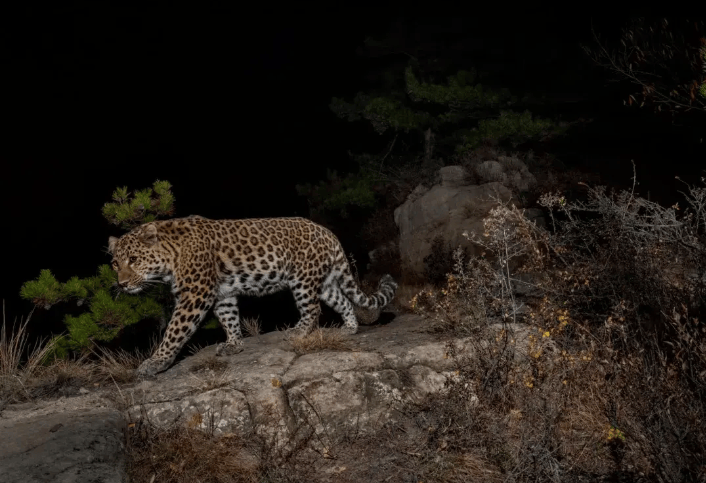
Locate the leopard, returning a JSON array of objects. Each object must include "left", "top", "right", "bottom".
[{"left": 108, "top": 215, "right": 398, "bottom": 377}]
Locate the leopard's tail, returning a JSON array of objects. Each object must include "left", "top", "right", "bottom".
[{"left": 338, "top": 267, "right": 398, "bottom": 310}]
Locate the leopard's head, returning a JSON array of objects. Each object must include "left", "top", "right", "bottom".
[{"left": 108, "top": 223, "right": 171, "bottom": 294}]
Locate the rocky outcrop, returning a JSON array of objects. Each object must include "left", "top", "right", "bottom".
[
  {"left": 1, "top": 311, "right": 553, "bottom": 480},
  {"left": 394, "top": 163, "right": 542, "bottom": 279},
  {"left": 0, "top": 313, "right": 479, "bottom": 479},
  {"left": 394, "top": 175, "right": 513, "bottom": 278},
  {"left": 125, "top": 313, "right": 462, "bottom": 443},
  {"left": 474, "top": 155, "right": 536, "bottom": 192}
]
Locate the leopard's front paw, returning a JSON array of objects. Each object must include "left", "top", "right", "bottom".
[
  {"left": 135, "top": 357, "right": 169, "bottom": 378},
  {"left": 216, "top": 341, "right": 244, "bottom": 356}
]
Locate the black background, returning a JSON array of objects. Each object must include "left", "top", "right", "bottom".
[{"left": 2, "top": 6, "right": 704, "bottom": 337}]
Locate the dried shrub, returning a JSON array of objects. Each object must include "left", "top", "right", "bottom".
[
  {"left": 412, "top": 256, "right": 502, "bottom": 336},
  {"left": 410, "top": 167, "right": 706, "bottom": 480},
  {"left": 92, "top": 346, "right": 142, "bottom": 384},
  {"left": 0, "top": 307, "right": 57, "bottom": 403},
  {"left": 127, "top": 416, "right": 260, "bottom": 483}
]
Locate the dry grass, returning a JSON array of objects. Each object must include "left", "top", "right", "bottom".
[
  {"left": 405, "top": 316, "right": 704, "bottom": 481},
  {"left": 241, "top": 316, "right": 261, "bottom": 338},
  {"left": 188, "top": 369, "right": 232, "bottom": 394},
  {"left": 127, "top": 416, "right": 260, "bottom": 483},
  {"left": 185, "top": 352, "right": 232, "bottom": 393},
  {"left": 0, "top": 304, "right": 68, "bottom": 403},
  {"left": 92, "top": 346, "right": 142, "bottom": 384},
  {"left": 29, "top": 353, "right": 99, "bottom": 396},
  {"left": 443, "top": 451, "right": 504, "bottom": 482},
  {"left": 286, "top": 328, "right": 353, "bottom": 355},
  {"left": 0, "top": 302, "right": 151, "bottom": 406},
  {"left": 405, "top": 171, "right": 706, "bottom": 481}
]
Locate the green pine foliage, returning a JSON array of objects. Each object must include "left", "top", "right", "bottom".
[
  {"left": 317, "top": 59, "right": 564, "bottom": 218},
  {"left": 456, "top": 110, "right": 569, "bottom": 154},
  {"left": 404, "top": 67, "right": 514, "bottom": 110},
  {"left": 19, "top": 269, "right": 66, "bottom": 308},
  {"left": 296, "top": 169, "right": 379, "bottom": 218},
  {"left": 20, "top": 266, "right": 165, "bottom": 359},
  {"left": 102, "top": 179, "right": 175, "bottom": 230}
]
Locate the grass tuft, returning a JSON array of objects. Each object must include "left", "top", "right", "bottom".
[{"left": 287, "top": 328, "right": 353, "bottom": 355}]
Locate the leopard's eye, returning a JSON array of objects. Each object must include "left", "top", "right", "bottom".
[{"left": 129, "top": 256, "right": 138, "bottom": 263}]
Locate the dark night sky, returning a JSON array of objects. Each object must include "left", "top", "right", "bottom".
[{"left": 2, "top": 6, "right": 704, "bottom": 326}]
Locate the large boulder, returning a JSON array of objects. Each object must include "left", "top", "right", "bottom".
[
  {"left": 475, "top": 155, "right": 537, "bottom": 192},
  {"left": 439, "top": 165, "right": 469, "bottom": 188},
  {"left": 125, "top": 314, "right": 463, "bottom": 443},
  {"left": 393, "top": 160, "right": 544, "bottom": 280},
  {"left": 394, "top": 167, "right": 513, "bottom": 278}
]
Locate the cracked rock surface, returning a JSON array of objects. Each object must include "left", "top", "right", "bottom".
[
  {"left": 125, "top": 313, "right": 467, "bottom": 439},
  {"left": 1, "top": 312, "right": 474, "bottom": 481}
]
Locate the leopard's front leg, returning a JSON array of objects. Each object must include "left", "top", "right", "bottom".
[{"left": 136, "top": 287, "right": 215, "bottom": 378}]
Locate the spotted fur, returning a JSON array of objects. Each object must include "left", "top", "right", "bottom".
[{"left": 108, "top": 216, "right": 397, "bottom": 377}]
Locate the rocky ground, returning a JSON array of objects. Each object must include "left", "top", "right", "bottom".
[{"left": 0, "top": 312, "right": 481, "bottom": 482}]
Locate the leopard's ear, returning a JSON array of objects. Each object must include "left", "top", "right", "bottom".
[
  {"left": 139, "top": 223, "right": 159, "bottom": 247},
  {"left": 108, "top": 236, "right": 119, "bottom": 254}
]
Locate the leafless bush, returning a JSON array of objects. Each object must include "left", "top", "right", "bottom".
[
  {"left": 581, "top": 17, "right": 706, "bottom": 117},
  {"left": 126, "top": 413, "right": 260, "bottom": 483},
  {"left": 537, "top": 169, "right": 706, "bottom": 336},
  {"left": 413, "top": 254, "right": 503, "bottom": 336},
  {"left": 414, "top": 198, "right": 550, "bottom": 334},
  {"left": 410, "top": 168, "right": 706, "bottom": 480}
]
